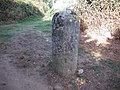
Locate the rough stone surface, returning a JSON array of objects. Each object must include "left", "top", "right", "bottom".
[{"left": 52, "top": 10, "right": 80, "bottom": 76}]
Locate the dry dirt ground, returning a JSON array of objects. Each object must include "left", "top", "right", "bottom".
[
  {"left": 0, "top": 31, "right": 120, "bottom": 90},
  {"left": 0, "top": 32, "right": 51, "bottom": 90}
]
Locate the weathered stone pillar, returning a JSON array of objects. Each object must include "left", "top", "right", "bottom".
[{"left": 52, "top": 10, "right": 80, "bottom": 76}]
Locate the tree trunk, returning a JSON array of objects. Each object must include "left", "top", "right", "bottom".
[{"left": 52, "top": 10, "right": 80, "bottom": 76}]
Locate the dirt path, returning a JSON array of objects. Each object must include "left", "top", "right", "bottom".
[
  {"left": 0, "top": 55, "right": 49, "bottom": 90},
  {"left": 0, "top": 31, "right": 120, "bottom": 90},
  {"left": 0, "top": 32, "right": 51, "bottom": 90}
]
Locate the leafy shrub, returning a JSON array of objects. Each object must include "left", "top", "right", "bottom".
[{"left": 0, "top": 0, "right": 44, "bottom": 22}]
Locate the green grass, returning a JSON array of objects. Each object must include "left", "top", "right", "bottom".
[
  {"left": 19, "top": 16, "right": 52, "bottom": 32},
  {"left": 34, "top": 20, "right": 51, "bottom": 32},
  {"left": 110, "top": 76, "right": 120, "bottom": 90},
  {"left": 0, "top": 16, "right": 51, "bottom": 40},
  {"left": 0, "top": 33, "right": 13, "bottom": 40},
  {"left": 88, "top": 59, "right": 120, "bottom": 74},
  {"left": 101, "top": 59, "right": 120, "bottom": 72},
  {"left": 0, "top": 25, "right": 19, "bottom": 40},
  {"left": 19, "top": 16, "right": 43, "bottom": 25},
  {"left": 88, "top": 64, "right": 104, "bottom": 74}
]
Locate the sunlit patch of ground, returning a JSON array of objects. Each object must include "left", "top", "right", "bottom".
[
  {"left": 84, "top": 29, "right": 112, "bottom": 45},
  {"left": 78, "top": 10, "right": 120, "bottom": 60},
  {"left": 80, "top": 30, "right": 120, "bottom": 60}
]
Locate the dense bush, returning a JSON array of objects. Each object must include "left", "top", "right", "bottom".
[{"left": 0, "top": 0, "right": 44, "bottom": 22}]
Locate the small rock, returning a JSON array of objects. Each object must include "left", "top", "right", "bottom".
[
  {"left": 33, "top": 62, "right": 36, "bottom": 64},
  {"left": 53, "top": 83, "right": 64, "bottom": 90},
  {"left": 77, "top": 69, "right": 84, "bottom": 75}
]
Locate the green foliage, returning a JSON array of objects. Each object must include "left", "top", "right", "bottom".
[
  {"left": 0, "top": 0, "right": 44, "bottom": 22},
  {"left": 44, "top": 0, "right": 53, "bottom": 8}
]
